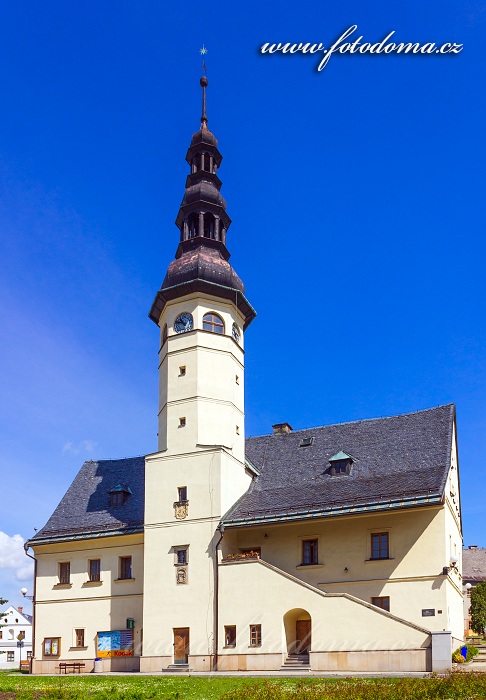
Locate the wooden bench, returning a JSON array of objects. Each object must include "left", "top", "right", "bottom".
[{"left": 58, "top": 662, "right": 86, "bottom": 674}]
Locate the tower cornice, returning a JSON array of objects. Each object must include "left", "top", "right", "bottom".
[{"left": 149, "top": 279, "right": 256, "bottom": 330}]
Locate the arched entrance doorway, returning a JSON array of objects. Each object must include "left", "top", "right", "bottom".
[{"left": 283, "top": 608, "right": 312, "bottom": 655}]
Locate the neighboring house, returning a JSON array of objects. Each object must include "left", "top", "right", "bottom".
[
  {"left": 463, "top": 546, "right": 486, "bottom": 636},
  {"left": 26, "top": 76, "right": 463, "bottom": 675},
  {"left": 0, "top": 605, "right": 32, "bottom": 669}
]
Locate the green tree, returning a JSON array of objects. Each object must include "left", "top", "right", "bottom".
[{"left": 470, "top": 581, "right": 486, "bottom": 635}]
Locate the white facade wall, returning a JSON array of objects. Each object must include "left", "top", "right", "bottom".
[
  {"left": 31, "top": 534, "right": 143, "bottom": 673},
  {"left": 0, "top": 606, "right": 32, "bottom": 669},
  {"left": 223, "top": 503, "right": 463, "bottom": 641}
]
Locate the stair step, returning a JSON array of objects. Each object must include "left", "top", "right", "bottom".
[
  {"left": 163, "top": 664, "right": 189, "bottom": 672},
  {"left": 280, "top": 654, "right": 310, "bottom": 671}
]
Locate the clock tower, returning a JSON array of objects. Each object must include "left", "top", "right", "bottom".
[{"left": 141, "top": 75, "right": 256, "bottom": 671}]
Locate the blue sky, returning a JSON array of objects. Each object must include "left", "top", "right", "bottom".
[{"left": 0, "top": 1, "right": 484, "bottom": 609}]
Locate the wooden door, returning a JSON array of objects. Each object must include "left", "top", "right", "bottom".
[
  {"left": 173, "top": 628, "right": 189, "bottom": 664},
  {"left": 295, "top": 619, "right": 311, "bottom": 653}
]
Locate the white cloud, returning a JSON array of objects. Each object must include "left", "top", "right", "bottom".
[
  {"left": 0, "top": 532, "right": 34, "bottom": 582},
  {"left": 62, "top": 439, "right": 97, "bottom": 455}
]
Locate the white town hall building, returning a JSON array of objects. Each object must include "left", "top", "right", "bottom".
[{"left": 26, "top": 75, "right": 463, "bottom": 674}]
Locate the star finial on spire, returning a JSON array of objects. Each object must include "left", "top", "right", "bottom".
[{"left": 200, "top": 46, "right": 208, "bottom": 75}]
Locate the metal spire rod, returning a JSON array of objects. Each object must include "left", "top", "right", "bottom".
[{"left": 199, "top": 46, "right": 208, "bottom": 128}]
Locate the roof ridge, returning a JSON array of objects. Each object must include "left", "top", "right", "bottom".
[
  {"left": 246, "top": 404, "right": 455, "bottom": 439},
  {"left": 84, "top": 455, "right": 146, "bottom": 464}
]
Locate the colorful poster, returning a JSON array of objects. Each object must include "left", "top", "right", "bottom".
[{"left": 97, "top": 630, "right": 133, "bottom": 657}]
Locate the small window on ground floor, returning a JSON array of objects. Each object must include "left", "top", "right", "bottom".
[
  {"left": 43, "top": 637, "right": 61, "bottom": 656},
  {"left": 75, "top": 628, "right": 85, "bottom": 647},
  {"left": 249, "top": 624, "right": 262, "bottom": 647},
  {"left": 371, "top": 596, "right": 390, "bottom": 611},
  {"left": 225, "top": 625, "right": 236, "bottom": 647},
  {"left": 7, "top": 651, "right": 14, "bottom": 662},
  {"left": 27, "top": 651, "right": 32, "bottom": 660}
]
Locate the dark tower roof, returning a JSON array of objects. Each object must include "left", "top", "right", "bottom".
[{"left": 149, "top": 75, "right": 256, "bottom": 329}]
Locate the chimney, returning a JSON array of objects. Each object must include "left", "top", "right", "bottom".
[
  {"left": 17, "top": 606, "right": 23, "bottom": 613},
  {"left": 272, "top": 422, "right": 293, "bottom": 435}
]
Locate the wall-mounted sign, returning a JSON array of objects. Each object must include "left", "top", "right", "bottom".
[
  {"left": 422, "top": 609, "right": 435, "bottom": 617},
  {"left": 97, "top": 630, "right": 133, "bottom": 657}
]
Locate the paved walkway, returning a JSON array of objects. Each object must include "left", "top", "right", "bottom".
[
  {"left": 16, "top": 667, "right": 486, "bottom": 678},
  {"left": 455, "top": 660, "right": 486, "bottom": 672}
]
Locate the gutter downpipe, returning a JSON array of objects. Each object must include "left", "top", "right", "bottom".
[
  {"left": 213, "top": 523, "right": 224, "bottom": 672},
  {"left": 23, "top": 542, "right": 37, "bottom": 672}
]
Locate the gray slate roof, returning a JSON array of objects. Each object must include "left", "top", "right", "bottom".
[
  {"left": 223, "top": 404, "right": 455, "bottom": 526},
  {"left": 463, "top": 547, "right": 486, "bottom": 582},
  {"left": 31, "top": 457, "right": 145, "bottom": 543},
  {"left": 29, "top": 405, "right": 455, "bottom": 543}
]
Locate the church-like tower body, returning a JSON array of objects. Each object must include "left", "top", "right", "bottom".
[{"left": 141, "top": 76, "right": 256, "bottom": 671}]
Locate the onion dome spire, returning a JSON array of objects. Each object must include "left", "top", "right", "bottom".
[{"left": 149, "top": 74, "right": 256, "bottom": 329}]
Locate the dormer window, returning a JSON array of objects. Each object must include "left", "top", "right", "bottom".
[
  {"left": 329, "top": 451, "right": 353, "bottom": 476},
  {"left": 300, "top": 437, "right": 314, "bottom": 447},
  {"left": 109, "top": 484, "right": 132, "bottom": 507}
]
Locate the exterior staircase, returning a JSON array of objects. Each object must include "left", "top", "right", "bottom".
[
  {"left": 472, "top": 645, "right": 486, "bottom": 663},
  {"left": 280, "top": 653, "right": 310, "bottom": 671},
  {"left": 163, "top": 664, "right": 190, "bottom": 672}
]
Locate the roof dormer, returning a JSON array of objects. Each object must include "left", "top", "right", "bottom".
[
  {"left": 108, "top": 483, "right": 132, "bottom": 507},
  {"left": 329, "top": 450, "right": 353, "bottom": 476}
]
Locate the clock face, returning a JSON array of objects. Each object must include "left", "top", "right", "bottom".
[
  {"left": 232, "top": 323, "right": 240, "bottom": 343},
  {"left": 174, "top": 312, "right": 194, "bottom": 333}
]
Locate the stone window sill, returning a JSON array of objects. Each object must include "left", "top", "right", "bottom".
[
  {"left": 53, "top": 583, "right": 72, "bottom": 589},
  {"left": 82, "top": 580, "right": 103, "bottom": 586},
  {"left": 69, "top": 646, "right": 88, "bottom": 651},
  {"left": 114, "top": 577, "right": 135, "bottom": 582},
  {"left": 296, "top": 564, "right": 324, "bottom": 570},
  {"left": 365, "top": 558, "right": 394, "bottom": 563},
  {"left": 223, "top": 645, "right": 236, "bottom": 649}
]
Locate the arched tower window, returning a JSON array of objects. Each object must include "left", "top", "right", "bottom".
[
  {"left": 203, "top": 313, "right": 224, "bottom": 334},
  {"left": 203, "top": 153, "right": 211, "bottom": 171},
  {"left": 203, "top": 212, "right": 215, "bottom": 239},
  {"left": 188, "top": 212, "right": 199, "bottom": 238}
]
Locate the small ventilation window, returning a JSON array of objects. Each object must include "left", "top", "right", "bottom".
[
  {"left": 179, "top": 366, "right": 186, "bottom": 376},
  {"left": 179, "top": 417, "right": 186, "bottom": 428},
  {"left": 300, "top": 437, "right": 314, "bottom": 447},
  {"left": 329, "top": 451, "right": 353, "bottom": 476}
]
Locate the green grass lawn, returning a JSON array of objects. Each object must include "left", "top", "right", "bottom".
[{"left": 0, "top": 672, "right": 486, "bottom": 700}]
